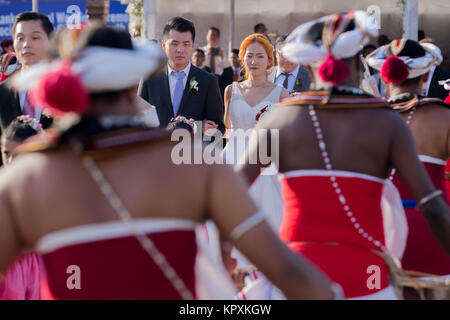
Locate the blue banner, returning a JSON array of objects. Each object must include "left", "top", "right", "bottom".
[{"left": 0, "top": 0, "right": 129, "bottom": 41}]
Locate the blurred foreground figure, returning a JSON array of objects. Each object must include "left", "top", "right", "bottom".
[
  {"left": 238, "top": 11, "right": 450, "bottom": 299},
  {"left": 367, "top": 39, "right": 450, "bottom": 277}
]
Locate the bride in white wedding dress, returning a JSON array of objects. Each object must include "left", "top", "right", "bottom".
[
  {"left": 222, "top": 34, "right": 289, "bottom": 270},
  {"left": 224, "top": 34, "right": 289, "bottom": 232}
]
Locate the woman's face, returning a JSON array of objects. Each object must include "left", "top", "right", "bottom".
[
  {"left": 1, "top": 138, "right": 20, "bottom": 165},
  {"left": 243, "top": 41, "right": 271, "bottom": 77}
]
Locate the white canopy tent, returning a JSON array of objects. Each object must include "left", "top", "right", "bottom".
[
  {"left": 28, "top": 1, "right": 447, "bottom": 56},
  {"left": 137, "top": 0, "right": 422, "bottom": 51}
]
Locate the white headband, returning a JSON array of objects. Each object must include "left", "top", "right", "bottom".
[
  {"left": 12, "top": 40, "right": 164, "bottom": 93},
  {"left": 282, "top": 10, "right": 378, "bottom": 66},
  {"left": 366, "top": 40, "right": 442, "bottom": 79}
]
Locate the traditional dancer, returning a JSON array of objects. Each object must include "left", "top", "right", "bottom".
[
  {"left": 366, "top": 39, "right": 450, "bottom": 277},
  {"left": 0, "top": 115, "right": 44, "bottom": 300},
  {"left": 0, "top": 25, "right": 334, "bottom": 300},
  {"left": 237, "top": 11, "right": 450, "bottom": 299}
]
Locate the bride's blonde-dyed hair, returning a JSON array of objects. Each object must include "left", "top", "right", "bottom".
[{"left": 239, "top": 33, "right": 274, "bottom": 79}]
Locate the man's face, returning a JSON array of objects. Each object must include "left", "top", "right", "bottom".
[
  {"left": 206, "top": 29, "right": 220, "bottom": 47},
  {"left": 276, "top": 48, "right": 297, "bottom": 74},
  {"left": 162, "top": 30, "right": 194, "bottom": 71},
  {"left": 192, "top": 51, "right": 205, "bottom": 67},
  {"left": 229, "top": 52, "right": 240, "bottom": 68},
  {"left": 256, "top": 26, "right": 268, "bottom": 37},
  {"left": 13, "top": 20, "right": 49, "bottom": 68}
]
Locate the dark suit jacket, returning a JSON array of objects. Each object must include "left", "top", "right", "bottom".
[
  {"left": 138, "top": 64, "right": 225, "bottom": 133},
  {"left": 0, "top": 80, "right": 21, "bottom": 131},
  {"left": 0, "top": 80, "right": 53, "bottom": 131},
  {"left": 292, "top": 66, "right": 311, "bottom": 93},
  {"left": 220, "top": 66, "right": 234, "bottom": 97},
  {"left": 269, "top": 65, "right": 311, "bottom": 93},
  {"left": 427, "top": 66, "right": 450, "bottom": 101}
]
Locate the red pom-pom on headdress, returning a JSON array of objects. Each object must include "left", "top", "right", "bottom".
[
  {"left": 318, "top": 53, "right": 350, "bottom": 85},
  {"left": 444, "top": 94, "right": 450, "bottom": 105},
  {"left": 380, "top": 55, "right": 409, "bottom": 85},
  {"left": 29, "top": 61, "right": 89, "bottom": 116}
]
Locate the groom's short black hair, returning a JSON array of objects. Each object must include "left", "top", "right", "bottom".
[
  {"left": 12, "top": 11, "right": 54, "bottom": 37},
  {"left": 163, "top": 17, "right": 195, "bottom": 42}
]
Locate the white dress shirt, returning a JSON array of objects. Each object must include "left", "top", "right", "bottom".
[
  {"left": 167, "top": 62, "right": 191, "bottom": 103},
  {"left": 201, "top": 45, "right": 227, "bottom": 75},
  {"left": 18, "top": 90, "right": 42, "bottom": 120},
  {"left": 274, "top": 64, "right": 300, "bottom": 92},
  {"left": 232, "top": 67, "right": 241, "bottom": 80}
]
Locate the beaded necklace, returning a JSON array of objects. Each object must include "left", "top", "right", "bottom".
[
  {"left": 307, "top": 104, "right": 388, "bottom": 253},
  {"left": 388, "top": 94, "right": 417, "bottom": 181},
  {"left": 70, "top": 137, "right": 194, "bottom": 300}
]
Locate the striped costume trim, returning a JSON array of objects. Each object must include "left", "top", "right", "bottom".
[
  {"left": 322, "top": 11, "right": 354, "bottom": 50},
  {"left": 279, "top": 90, "right": 388, "bottom": 109},
  {"left": 83, "top": 127, "right": 173, "bottom": 159},
  {"left": 390, "top": 97, "right": 418, "bottom": 112},
  {"left": 0, "top": 52, "right": 15, "bottom": 72},
  {"left": 390, "top": 38, "right": 407, "bottom": 56},
  {"left": 16, "top": 125, "right": 172, "bottom": 158},
  {"left": 390, "top": 95, "right": 449, "bottom": 113}
]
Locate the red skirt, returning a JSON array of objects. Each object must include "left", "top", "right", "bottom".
[
  {"left": 280, "top": 170, "right": 391, "bottom": 298},
  {"left": 37, "top": 219, "right": 198, "bottom": 299},
  {"left": 392, "top": 159, "right": 450, "bottom": 275}
]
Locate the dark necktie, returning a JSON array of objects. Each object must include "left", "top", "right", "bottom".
[
  {"left": 233, "top": 69, "right": 239, "bottom": 82},
  {"left": 209, "top": 48, "right": 217, "bottom": 74},
  {"left": 282, "top": 73, "right": 290, "bottom": 90}
]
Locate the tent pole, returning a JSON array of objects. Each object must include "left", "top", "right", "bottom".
[
  {"left": 402, "top": 0, "right": 419, "bottom": 40},
  {"left": 32, "top": 0, "right": 38, "bottom": 12},
  {"left": 229, "top": 0, "right": 235, "bottom": 54}
]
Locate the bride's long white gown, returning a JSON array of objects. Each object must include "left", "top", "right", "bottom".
[{"left": 223, "top": 81, "right": 285, "bottom": 267}]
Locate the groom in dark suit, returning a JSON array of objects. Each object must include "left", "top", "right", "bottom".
[
  {"left": 0, "top": 12, "right": 54, "bottom": 132},
  {"left": 139, "top": 17, "right": 225, "bottom": 135}
]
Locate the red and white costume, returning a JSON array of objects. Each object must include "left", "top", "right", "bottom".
[
  {"left": 236, "top": 88, "right": 407, "bottom": 300},
  {"left": 237, "top": 10, "right": 410, "bottom": 299},
  {"left": 388, "top": 95, "right": 450, "bottom": 276},
  {"left": 384, "top": 92, "right": 450, "bottom": 277},
  {"left": 238, "top": 169, "right": 408, "bottom": 300},
  {"left": 36, "top": 219, "right": 198, "bottom": 299},
  {"left": 280, "top": 170, "right": 406, "bottom": 299},
  {"left": 36, "top": 219, "right": 235, "bottom": 300},
  {"left": 392, "top": 156, "right": 450, "bottom": 276},
  {"left": 367, "top": 39, "right": 450, "bottom": 278}
]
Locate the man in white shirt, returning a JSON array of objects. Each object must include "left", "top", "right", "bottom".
[
  {"left": 269, "top": 35, "right": 311, "bottom": 93},
  {"left": 201, "top": 27, "right": 227, "bottom": 76}
]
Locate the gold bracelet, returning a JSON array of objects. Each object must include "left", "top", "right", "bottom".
[{"left": 417, "top": 190, "right": 443, "bottom": 208}]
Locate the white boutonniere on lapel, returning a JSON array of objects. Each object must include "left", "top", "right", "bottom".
[{"left": 188, "top": 77, "right": 199, "bottom": 93}]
